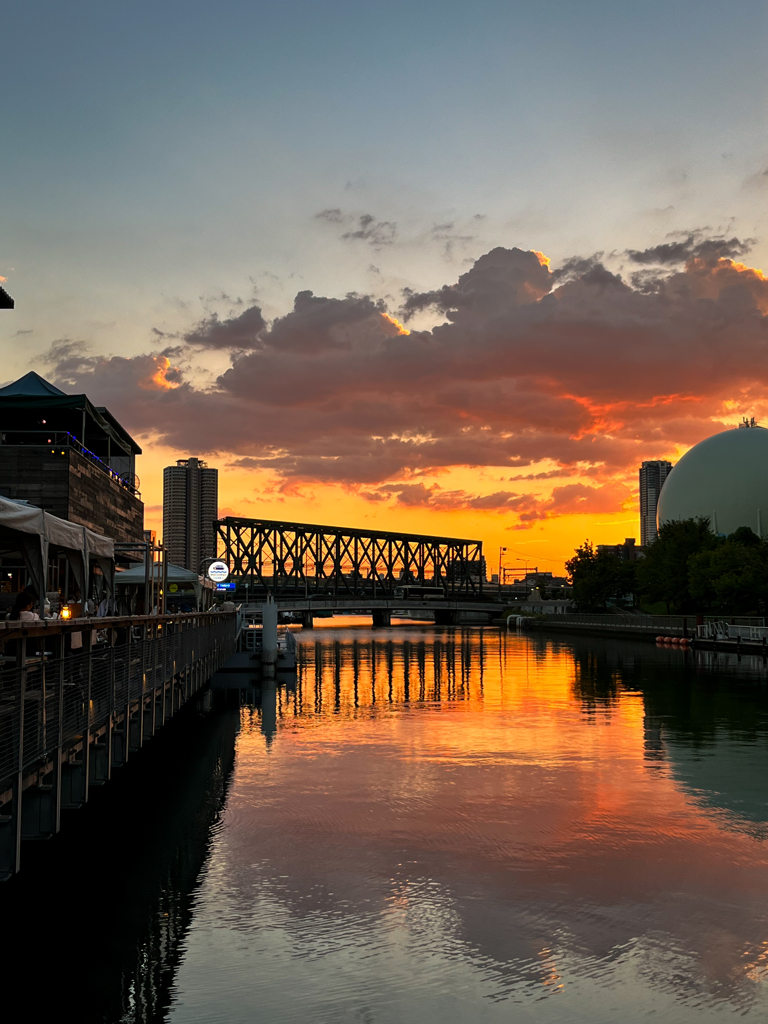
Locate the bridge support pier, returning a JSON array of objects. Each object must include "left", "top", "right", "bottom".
[
  {"left": 262, "top": 597, "right": 278, "bottom": 675},
  {"left": 300, "top": 611, "right": 314, "bottom": 629},
  {"left": 434, "top": 609, "right": 457, "bottom": 626},
  {"left": 372, "top": 610, "right": 391, "bottom": 628}
]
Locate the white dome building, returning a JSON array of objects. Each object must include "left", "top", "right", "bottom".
[{"left": 657, "top": 423, "right": 768, "bottom": 537}]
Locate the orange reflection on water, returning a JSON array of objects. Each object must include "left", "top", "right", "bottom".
[{"left": 196, "top": 629, "right": 768, "bottom": 1017}]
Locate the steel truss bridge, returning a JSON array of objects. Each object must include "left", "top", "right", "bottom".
[{"left": 216, "top": 517, "right": 485, "bottom": 599}]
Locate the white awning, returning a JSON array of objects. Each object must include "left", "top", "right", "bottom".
[{"left": 0, "top": 495, "right": 115, "bottom": 597}]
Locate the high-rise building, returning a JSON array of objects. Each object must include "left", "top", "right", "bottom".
[
  {"left": 163, "top": 458, "right": 218, "bottom": 571},
  {"left": 640, "top": 460, "right": 673, "bottom": 546}
]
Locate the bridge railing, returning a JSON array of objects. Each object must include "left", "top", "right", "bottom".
[{"left": 0, "top": 611, "right": 237, "bottom": 879}]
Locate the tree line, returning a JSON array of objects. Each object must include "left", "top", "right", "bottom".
[{"left": 565, "top": 519, "right": 768, "bottom": 614}]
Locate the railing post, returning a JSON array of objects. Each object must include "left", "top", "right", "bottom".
[
  {"left": 104, "top": 639, "right": 114, "bottom": 781},
  {"left": 124, "top": 618, "right": 134, "bottom": 759},
  {"left": 81, "top": 627, "right": 93, "bottom": 805},
  {"left": 6, "top": 637, "right": 29, "bottom": 876},
  {"left": 138, "top": 620, "right": 146, "bottom": 748},
  {"left": 52, "top": 633, "right": 65, "bottom": 832},
  {"left": 151, "top": 620, "right": 159, "bottom": 736}
]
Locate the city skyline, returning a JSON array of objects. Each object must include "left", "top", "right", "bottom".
[{"left": 2, "top": 1, "right": 767, "bottom": 571}]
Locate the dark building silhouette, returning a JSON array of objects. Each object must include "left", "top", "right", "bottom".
[
  {"left": 0, "top": 371, "right": 143, "bottom": 541},
  {"left": 0, "top": 284, "right": 13, "bottom": 309},
  {"left": 163, "top": 458, "right": 218, "bottom": 571},
  {"left": 597, "top": 538, "right": 643, "bottom": 561},
  {"left": 640, "top": 460, "right": 673, "bottom": 546}
]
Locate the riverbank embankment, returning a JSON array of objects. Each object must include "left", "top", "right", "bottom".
[{"left": 511, "top": 612, "right": 767, "bottom": 646}]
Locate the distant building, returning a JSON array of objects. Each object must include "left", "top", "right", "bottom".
[
  {"left": 640, "top": 461, "right": 673, "bottom": 545},
  {"left": 447, "top": 557, "right": 486, "bottom": 581},
  {"left": 517, "top": 589, "right": 573, "bottom": 615},
  {"left": 0, "top": 371, "right": 143, "bottom": 542},
  {"left": 163, "top": 458, "right": 218, "bottom": 571},
  {"left": 597, "top": 538, "right": 643, "bottom": 562}
]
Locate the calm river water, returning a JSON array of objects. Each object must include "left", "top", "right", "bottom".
[{"left": 4, "top": 624, "right": 768, "bottom": 1022}]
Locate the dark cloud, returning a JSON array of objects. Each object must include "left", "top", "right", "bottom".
[
  {"left": 626, "top": 232, "right": 753, "bottom": 266},
  {"left": 428, "top": 222, "right": 475, "bottom": 258},
  {"left": 184, "top": 304, "right": 266, "bottom": 350},
  {"left": 341, "top": 213, "right": 397, "bottom": 247},
  {"left": 43, "top": 235, "right": 768, "bottom": 526},
  {"left": 550, "top": 254, "right": 604, "bottom": 282},
  {"left": 401, "top": 246, "right": 551, "bottom": 320},
  {"left": 315, "top": 208, "right": 344, "bottom": 223},
  {"left": 315, "top": 208, "right": 398, "bottom": 248}
]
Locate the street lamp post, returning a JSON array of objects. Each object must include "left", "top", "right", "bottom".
[{"left": 498, "top": 547, "right": 507, "bottom": 596}]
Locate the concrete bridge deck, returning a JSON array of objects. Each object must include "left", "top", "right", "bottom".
[{"left": 239, "top": 596, "right": 505, "bottom": 626}]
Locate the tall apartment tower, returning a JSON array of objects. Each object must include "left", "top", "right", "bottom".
[
  {"left": 163, "top": 458, "right": 218, "bottom": 571},
  {"left": 639, "top": 460, "right": 673, "bottom": 546}
]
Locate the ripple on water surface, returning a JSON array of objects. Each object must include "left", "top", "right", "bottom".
[{"left": 168, "top": 628, "right": 768, "bottom": 1023}]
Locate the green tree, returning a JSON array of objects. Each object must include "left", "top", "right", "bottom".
[
  {"left": 689, "top": 528, "right": 768, "bottom": 613},
  {"left": 636, "top": 518, "right": 715, "bottom": 612},
  {"left": 566, "top": 541, "right": 633, "bottom": 611}
]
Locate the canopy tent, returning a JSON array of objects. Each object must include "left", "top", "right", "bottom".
[
  {"left": 0, "top": 495, "right": 114, "bottom": 600},
  {"left": 114, "top": 562, "right": 213, "bottom": 610}
]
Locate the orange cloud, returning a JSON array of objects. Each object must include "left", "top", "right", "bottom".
[
  {"left": 139, "top": 356, "right": 182, "bottom": 391},
  {"left": 380, "top": 312, "right": 410, "bottom": 336},
  {"left": 42, "top": 232, "right": 768, "bottom": 563}
]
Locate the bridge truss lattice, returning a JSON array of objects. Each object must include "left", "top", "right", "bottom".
[{"left": 216, "top": 517, "right": 484, "bottom": 597}]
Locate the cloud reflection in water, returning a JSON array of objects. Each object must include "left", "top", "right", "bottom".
[{"left": 169, "top": 629, "right": 768, "bottom": 1023}]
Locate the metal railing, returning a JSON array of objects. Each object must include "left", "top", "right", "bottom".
[
  {"left": 531, "top": 612, "right": 694, "bottom": 631},
  {"left": 0, "top": 430, "right": 139, "bottom": 495},
  {"left": 524, "top": 612, "right": 766, "bottom": 637},
  {"left": 698, "top": 622, "right": 768, "bottom": 641},
  {"left": 0, "top": 611, "right": 237, "bottom": 878}
]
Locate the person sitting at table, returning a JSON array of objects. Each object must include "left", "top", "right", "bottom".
[{"left": 8, "top": 592, "right": 39, "bottom": 621}]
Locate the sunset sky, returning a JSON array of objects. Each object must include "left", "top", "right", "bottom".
[{"left": 2, "top": 0, "right": 768, "bottom": 571}]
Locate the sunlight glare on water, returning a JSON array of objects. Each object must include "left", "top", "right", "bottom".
[{"left": 168, "top": 627, "right": 768, "bottom": 1023}]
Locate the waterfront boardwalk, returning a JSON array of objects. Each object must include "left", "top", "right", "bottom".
[{"left": 0, "top": 611, "right": 237, "bottom": 879}]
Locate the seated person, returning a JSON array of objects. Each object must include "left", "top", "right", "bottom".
[{"left": 8, "top": 592, "right": 39, "bottom": 621}]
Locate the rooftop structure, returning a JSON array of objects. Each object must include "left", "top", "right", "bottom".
[{"left": 0, "top": 371, "right": 144, "bottom": 542}]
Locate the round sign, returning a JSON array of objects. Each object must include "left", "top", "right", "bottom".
[
  {"left": 207, "top": 560, "right": 230, "bottom": 583},
  {"left": 169, "top": 583, "right": 178, "bottom": 593}
]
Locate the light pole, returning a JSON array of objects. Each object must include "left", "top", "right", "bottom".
[{"left": 498, "top": 546, "right": 507, "bottom": 596}]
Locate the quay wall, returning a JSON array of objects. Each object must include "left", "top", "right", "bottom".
[{"left": 516, "top": 613, "right": 765, "bottom": 641}]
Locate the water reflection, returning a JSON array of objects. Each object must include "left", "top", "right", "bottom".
[
  {"left": 168, "top": 628, "right": 768, "bottom": 1023},
  {"left": 0, "top": 699, "right": 239, "bottom": 1024},
  {"left": 2, "top": 628, "right": 767, "bottom": 1023}
]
